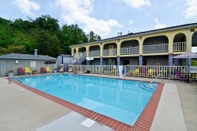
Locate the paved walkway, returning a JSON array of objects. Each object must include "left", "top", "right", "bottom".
[
  {"left": 176, "top": 82, "right": 197, "bottom": 131},
  {"left": 0, "top": 74, "right": 196, "bottom": 131},
  {"left": 0, "top": 78, "right": 71, "bottom": 131}
]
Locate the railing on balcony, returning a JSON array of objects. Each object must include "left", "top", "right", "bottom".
[
  {"left": 103, "top": 48, "right": 117, "bottom": 56},
  {"left": 89, "top": 50, "right": 100, "bottom": 57},
  {"left": 173, "top": 42, "right": 186, "bottom": 52},
  {"left": 73, "top": 42, "right": 186, "bottom": 58},
  {"left": 121, "top": 46, "right": 139, "bottom": 55},
  {"left": 143, "top": 43, "right": 168, "bottom": 53}
]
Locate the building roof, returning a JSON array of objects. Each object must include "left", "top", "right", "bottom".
[
  {"left": 59, "top": 54, "right": 73, "bottom": 58},
  {"left": 70, "top": 22, "right": 197, "bottom": 48},
  {"left": 0, "top": 53, "right": 57, "bottom": 61}
]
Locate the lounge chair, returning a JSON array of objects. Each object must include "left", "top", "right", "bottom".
[
  {"left": 59, "top": 64, "right": 64, "bottom": 72},
  {"left": 126, "top": 70, "right": 133, "bottom": 76},
  {"left": 190, "top": 73, "right": 197, "bottom": 83},
  {"left": 177, "top": 71, "right": 186, "bottom": 82},
  {"left": 25, "top": 67, "right": 31, "bottom": 75},
  {"left": 146, "top": 69, "right": 154, "bottom": 78},
  {"left": 46, "top": 67, "right": 51, "bottom": 73},
  {"left": 40, "top": 67, "right": 46, "bottom": 74},
  {"left": 133, "top": 68, "right": 140, "bottom": 76},
  {"left": 141, "top": 68, "right": 146, "bottom": 77},
  {"left": 77, "top": 66, "right": 84, "bottom": 74},
  {"left": 18, "top": 68, "right": 24, "bottom": 75}
]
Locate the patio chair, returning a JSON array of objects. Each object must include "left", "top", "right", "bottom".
[
  {"left": 133, "top": 68, "right": 140, "bottom": 76},
  {"left": 40, "top": 67, "right": 46, "bottom": 74},
  {"left": 18, "top": 68, "right": 24, "bottom": 75},
  {"left": 126, "top": 70, "right": 133, "bottom": 76},
  {"left": 77, "top": 66, "right": 84, "bottom": 75},
  {"left": 146, "top": 69, "right": 154, "bottom": 78},
  {"left": 25, "top": 67, "right": 31, "bottom": 75},
  {"left": 190, "top": 73, "right": 197, "bottom": 83},
  {"left": 177, "top": 71, "right": 187, "bottom": 82},
  {"left": 46, "top": 67, "right": 51, "bottom": 73},
  {"left": 141, "top": 68, "right": 146, "bottom": 77},
  {"left": 59, "top": 64, "right": 64, "bottom": 73}
]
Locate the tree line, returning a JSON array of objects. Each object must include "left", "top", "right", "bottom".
[{"left": 0, "top": 15, "right": 101, "bottom": 57}]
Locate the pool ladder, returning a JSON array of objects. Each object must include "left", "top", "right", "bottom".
[
  {"left": 150, "top": 74, "right": 162, "bottom": 84},
  {"left": 8, "top": 76, "right": 22, "bottom": 84}
]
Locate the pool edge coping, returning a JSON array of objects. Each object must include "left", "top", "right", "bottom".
[{"left": 9, "top": 76, "right": 164, "bottom": 131}]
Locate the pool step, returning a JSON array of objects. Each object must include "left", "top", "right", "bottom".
[{"left": 139, "top": 83, "right": 157, "bottom": 92}]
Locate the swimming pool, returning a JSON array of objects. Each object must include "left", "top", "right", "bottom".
[{"left": 17, "top": 74, "right": 157, "bottom": 126}]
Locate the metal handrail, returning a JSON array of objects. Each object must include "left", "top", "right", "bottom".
[{"left": 8, "top": 76, "right": 22, "bottom": 84}]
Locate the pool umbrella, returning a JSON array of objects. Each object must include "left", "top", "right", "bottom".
[
  {"left": 173, "top": 52, "right": 197, "bottom": 59},
  {"left": 173, "top": 52, "right": 197, "bottom": 80}
]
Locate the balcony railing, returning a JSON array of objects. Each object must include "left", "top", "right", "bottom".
[
  {"left": 173, "top": 42, "right": 186, "bottom": 52},
  {"left": 103, "top": 48, "right": 117, "bottom": 56},
  {"left": 143, "top": 43, "right": 168, "bottom": 53},
  {"left": 121, "top": 46, "right": 139, "bottom": 55},
  {"left": 74, "top": 42, "right": 186, "bottom": 58},
  {"left": 89, "top": 50, "right": 100, "bottom": 57}
]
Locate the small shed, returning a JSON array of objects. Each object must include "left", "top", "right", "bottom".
[{"left": 0, "top": 50, "right": 57, "bottom": 76}]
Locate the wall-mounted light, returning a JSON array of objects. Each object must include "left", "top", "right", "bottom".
[
  {"left": 16, "top": 60, "right": 18, "bottom": 64},
  {"left": 117, "top": 39, "right": 120, "bottom": 42}
]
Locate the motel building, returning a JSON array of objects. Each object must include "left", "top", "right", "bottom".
[{"left": 70, "top": 22, "right": 197, "bottom": 67}]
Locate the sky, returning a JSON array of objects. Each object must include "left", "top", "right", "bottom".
[{"left": 0, "top": 0, "right": 197, "bottom": 52}]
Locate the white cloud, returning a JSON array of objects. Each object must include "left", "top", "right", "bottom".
[
  {"left": 12, "top": 0, "right": 40, "bottom": 16},
  {"left": 129, "top": 20, "right": 133, "bottom": 24},
  {"left": 123, "top": 0, "right": 151, "bottom": 9},
  {"left": 168, "top": 3, "right": 172, "bottom": 8},
  {"left": 154, "top": 18, "right": 166, "bottom": 29},
  {"left": 185, "top": 0, "right": 197, "bottom": 19},
  {"left": 56, "top": 0, "right": 123, "bottom": 36},
  {"left": 174, "top": 7, "right": 179, "bottom": 10}
]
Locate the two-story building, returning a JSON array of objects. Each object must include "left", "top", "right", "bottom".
[{"left": 70, "top": 22, "right": 197, "bottom": 66}]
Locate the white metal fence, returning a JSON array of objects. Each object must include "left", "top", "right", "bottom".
[{"left": 72, "top": 65, "right": 197, "bottom": 80}]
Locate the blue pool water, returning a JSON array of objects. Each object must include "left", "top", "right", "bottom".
[{"left": 17, "top": 74, "right": 157, "bottom": 126}]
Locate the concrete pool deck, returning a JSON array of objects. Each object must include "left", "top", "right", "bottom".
[{"left": 0, "top": 74, "right": 197, "bottom": 131}]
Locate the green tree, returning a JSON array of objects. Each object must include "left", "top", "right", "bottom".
[
  {"left": 0, "top": 15, "right": 101, "bottom": 57},
  {"left": 60, "top": 24, "right": 88, "bottom": 54},
  {"left": 0, "top": 18, "right": 13, "bottom": 48},
  {"left": 34, "top": 15, "right": 60, "bottom": 33},
  {"left": 191, "top": 59, "right": 197, "bottom": 66},
  {"left": 87, "top": 31, "right": 101, "bottom": 42},
  {"left": 7, "top": 45, "right": 26, "bottom": 53}
]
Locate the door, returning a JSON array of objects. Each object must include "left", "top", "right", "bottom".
[
  {"left": 123, "top": 60, "right": 129, "bottom": 65},
  {"left": 143, "top": 60, "right": 147, "bottom": 65},
  {"left": 109, "top": 45, "right": 114, "bottom": 56}
]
